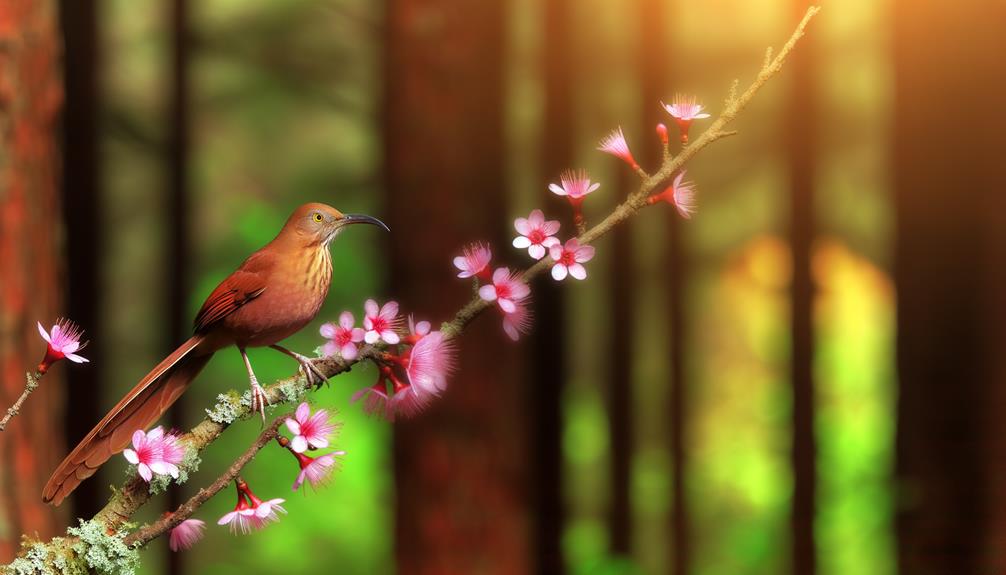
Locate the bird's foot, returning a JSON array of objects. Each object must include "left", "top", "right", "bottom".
[
  {"left": 291, "top": 352, "right": 329, "bottom": 389},
  {"left": 249, "top": 379, "right": 270, "bottom": 423}
]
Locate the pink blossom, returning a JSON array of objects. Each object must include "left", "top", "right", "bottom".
[
  {"left": 513, "top": 209, "right": 561, "bottom": 260},
  {"left": 292, "top": 451, "right": 344, "bottom": 491},
  {"left": 662, "top": 95, "right": 711, "bottom": 143},
  {"left": 597, "top": 127, "right": 639, "bottom": 170},
  {"left": 320, "top": 312, "right": 365, "bottom": 360},
  {"left": 218, "top": 480, "right": 286, "bottom": 534},
  {"left": 479, "top": 267, "right": 531, "bottom": 313},
  {"left": 352, "top": 366, "right": 414, "bottom": 421},
  {"left": 285, "top": 402, "right": 339, "bottom": 453},
  {"left": 548, "top": 169, "right": 600, "bottom": 201},
  {"left": 363, "top": 299, "right": 402, "bottom": 345},
  {"left": 502, "top": 300, "right": 533, "bottom": 341},
  {"left": 662, "top": 94, "right": 711, "bottom": 121},
  {"left": 123, "top": 426, "right": 184, "bottom": 482},
  {"left": 647, "top": 170, "right": 697, "bottom": 219},
  {"left": 549, "top": 239, "right": 596, "bottom": 281},
  {"left": 169, "top": 519, "right": 205, "bottom": 552},
  {"left": 453, "top": 242, "right": 492, "bottom": 280},
  {"left": 406, "top": 330, "right": 457, "bottom": 399},
  {"left": 37, "top": 319, "right": 88, "bottom": 373}
]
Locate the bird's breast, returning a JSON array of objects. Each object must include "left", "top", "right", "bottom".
[{"left": 224, "top": 246, "right": 332, "bottom": 348}]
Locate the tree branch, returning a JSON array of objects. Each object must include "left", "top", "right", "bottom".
[
  {"left": 122, "top": 415, "right": 288, "bottom": 547},
  {"left": 3, "top": 5, "right": 820, "bottom": 568},
  {"left": 0, "top": 371, "right": 41, "bottom": 432}
]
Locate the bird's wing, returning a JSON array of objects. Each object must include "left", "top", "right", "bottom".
[{"left": 192, "top": 251, "right": 272, "bottom": 333}]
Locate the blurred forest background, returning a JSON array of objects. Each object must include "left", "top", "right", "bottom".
[{"left": 1, "top": 0, "right": 1005, "bottom": 574}]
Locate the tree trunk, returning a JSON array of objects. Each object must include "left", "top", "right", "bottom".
[
  {"left": 0, "top": 0, "right": 65, "bottom": 559},
  {"left": 787, "top": 2, "right": 817, "bottom": 574},
  {"left": 893, "top": 1, "right": 1006, "bottom": 573},
  {"left": 383, "top": 0, "right": 527, "bottom": 573}
]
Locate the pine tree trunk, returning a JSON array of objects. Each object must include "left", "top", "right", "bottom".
[{"left": 0, "top": 0, "right": 65, "bottom": 559}]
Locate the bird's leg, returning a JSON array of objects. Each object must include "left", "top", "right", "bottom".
[
  {"left": 239, "top": 347, "right": 269, "bottom": 423},
  {"left": 269, "top": 344, "right": 328, "bottom": 389}
]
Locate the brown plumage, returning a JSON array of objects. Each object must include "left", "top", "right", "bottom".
[{"left": 43, "top": 203, "right": 387, "bottom": 506}]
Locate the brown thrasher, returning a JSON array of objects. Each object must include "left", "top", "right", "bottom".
[{"left": 43, "top": 203, "right": 387, "bottom": 506}]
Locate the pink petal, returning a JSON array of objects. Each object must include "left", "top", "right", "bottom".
[
  {"left": 295, "top": 402, "right": 310, "bottom": 423},
  {"left": 575, "top": 245, "right": 596, "bottom": 262},
  {"left": 138, "top": 464, "right": 152, "bottom": 482},
  {"left": 552, "top": 264, "right": 568, "bottom": 281},
  {"left": 548, "top": 183, "right": 567, "bottom": 196},
  {"left": 131, "top": 429, "right": 146, "bottom": 450},
  {"left": 514, "top": 218, "right": 531, "bottom": 236},
  {"left": 568, "top": 263, "right": 587, "bottom": 280},
  {"left": 285, "top": 418, "right": 302, "bottom": 436},
  {"left": 123, "top": 449, "right": 139, "bottom": 464},
  {"left": 65, "top": 353, "right": 89, "bottom": 363},
  {"left": 509, "top": 282, "right": 531, "bottom": 300},
  {"left": 364, "top": 330, "right": 380, "bottom": 344},
  {"left": 542, "top": 220, "right": 561, "bottom": 235},
  {"left": 380, "top": 301, "right": 399, "bottom": 319},
  {"left": 528, "top": 209, "right": 545, "bottom": 225},
  {"left": 291, "top": 435, "right": 308, "bottom": 453},
  {"left": 381, "top": 331, "right": 401, "bottom": 345},
  {"left": 453, "top": 256, "right": 472, "bottom": 274},
  {"left": 364, "top": 299, "right": 379, "bottom": 317},
  {"left": 351, "top": 328, "right": 366, "bottom": 342},
  {"left": 492, "top": 267, "right": 509, "bottom": 284},
  {"left": 339, "top": 311, "right": 355, "bottom": 329},
  {"left": 478, "top": 285, "right": 498, "bottom": 302},
  {"left": 218, "top": 512, "right": 238, "bottom": 526},
  {"left": 542, "top": 236, "right": 561, "bottom": 248},
  {"left": 321, "top": 341, "right": 339, "bottom": 358},
  {"left": 503, "top": 320, "right": 519, "bottom": 341},
  {"left": 37, "top": 322, "right": 51, "bottom": 343},
  {"left": 319, "top": 323, "right": 338, "bottom": 339},
  {"left": 512, "top": 236, "right": 532, "bottom": 249},
  {"left": 528, "top": 244, "right": 545, "bottom": 260},
  {"left": 499, "top": 298, "right": 517, "bottom": 314},
  {"left": 340, "top": 343, "right": 358, "bottom": 360}
]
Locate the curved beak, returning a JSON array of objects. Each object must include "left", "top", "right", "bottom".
[{"left": 341, "top": 213, "right": 390, "bottom": 232}]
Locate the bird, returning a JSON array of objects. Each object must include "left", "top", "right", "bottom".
[{"left": 43, "top": 202, "right": 388, "bottom": 506}]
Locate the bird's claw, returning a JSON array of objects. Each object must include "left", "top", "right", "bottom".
[
  {"left": 292, "top": 352, "right": 328, "bottom": 389},
  {"left": 250, "top": 381, "right": 270, "bottom": 424}
]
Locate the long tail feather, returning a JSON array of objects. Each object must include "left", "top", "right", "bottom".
[{"left": 43, "top": 335, "right": 212, "bottom": 506}]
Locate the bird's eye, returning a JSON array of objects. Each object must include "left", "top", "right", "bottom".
[{"left": 312, "top": 213, "right": 323, "bottom": 223}]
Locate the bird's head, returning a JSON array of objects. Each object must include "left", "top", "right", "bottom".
[{"left": 284, "top": 202, "right": 389, "bottom": 246}]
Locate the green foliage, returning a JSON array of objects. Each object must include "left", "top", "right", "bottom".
[{"left": 66, "top": 520, "right": 139, "bottom": 575}]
